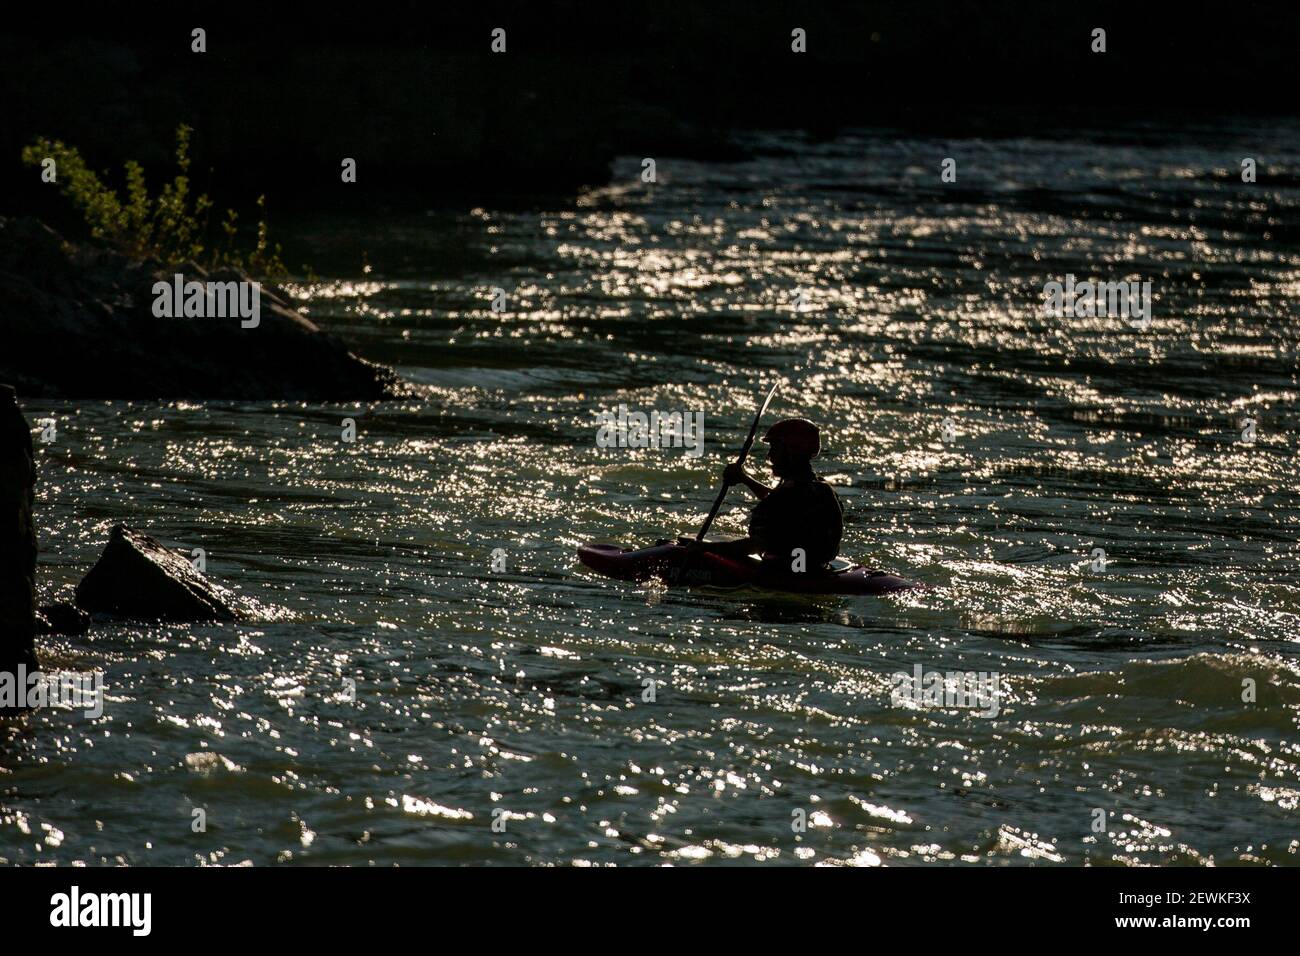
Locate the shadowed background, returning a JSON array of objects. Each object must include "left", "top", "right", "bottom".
[{"left": 3, "top": 0, "right": 1299, "bottom": 222}]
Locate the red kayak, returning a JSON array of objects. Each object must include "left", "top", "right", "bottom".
[{"left": 577, "top": 540, "right": 920, "bottom": 596}]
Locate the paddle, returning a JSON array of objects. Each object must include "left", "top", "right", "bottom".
[{"left": 694, "top": 381, "right": 779, "bottom": 543}]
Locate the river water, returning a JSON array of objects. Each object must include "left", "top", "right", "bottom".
[{"left": 5, "top": 123, "right": 1300, "bottom": 865}]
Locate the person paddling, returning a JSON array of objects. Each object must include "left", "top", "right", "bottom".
[{"left": 694, "top": 418, "right": 844, "bottom": 570}]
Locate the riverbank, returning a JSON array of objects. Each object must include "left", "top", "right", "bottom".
[{"left": 0, "top": 217, "right": 407, "bottom": 399}]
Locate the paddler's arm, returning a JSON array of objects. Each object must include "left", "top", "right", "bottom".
[{"left": 723, "top": 463, "right": 772, "bottom": 500}]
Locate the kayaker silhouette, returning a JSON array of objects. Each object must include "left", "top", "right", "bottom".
[
  {"left": 692, "top": 418, "right": 844, "bottom": 570},
  {"left": 576, "top": 390, "right": 918, "bottom": 594}
]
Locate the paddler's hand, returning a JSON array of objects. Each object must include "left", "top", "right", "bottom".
[{"left": 722, "top": 462, "right": 747, "bottom": 487}]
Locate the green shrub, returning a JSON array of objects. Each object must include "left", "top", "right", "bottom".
[{"left": 22, "top": 124, "right": 289, "bottom": 280}]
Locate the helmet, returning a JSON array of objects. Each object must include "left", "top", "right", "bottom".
[{"left": 762, "top": 418, "right": 821, "bottom": 459}]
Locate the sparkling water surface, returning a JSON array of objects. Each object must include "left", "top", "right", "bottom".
[{"left": 4, "top": 124, "right": 1300, "bottom": 865}]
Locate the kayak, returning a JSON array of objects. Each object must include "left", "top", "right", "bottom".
[{"left": 577, "top": 540, "right": 920, "bottom": 596}]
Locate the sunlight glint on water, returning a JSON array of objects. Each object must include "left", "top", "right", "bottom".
[{"left": 5, "top": 125, "right": 1299, "bottom": 866}]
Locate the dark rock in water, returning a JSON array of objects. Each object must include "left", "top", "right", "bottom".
[
  {"left": 36, "top": 601, "right": 91, "bottom": 636},
  {"left": 75, "top": 524, "right": 244, "bottom": 622},
  {"left": 0, "top": 216, "right": 412, "bottom": 400},
  {"left": 0, "top": 384, "right": 39, "bottom": 711}
]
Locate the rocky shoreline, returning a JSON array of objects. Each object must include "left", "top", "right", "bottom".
[{"left": 0, "top": 216, "right": 410, "bottom": 400}]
